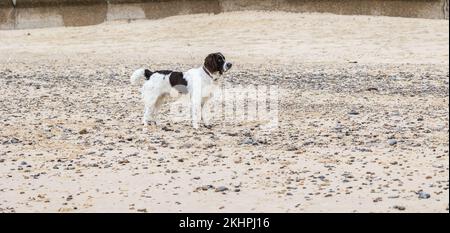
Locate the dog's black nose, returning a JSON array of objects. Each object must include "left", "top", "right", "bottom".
[{"left": 226, "top": 63, "right": 232, "bottom": 69}]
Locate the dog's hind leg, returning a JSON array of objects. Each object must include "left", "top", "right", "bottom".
[
  {"left": 142, "top": 93, "right": 159, "bottom": 126},
  {"left": 143, "top": 105, "right": 153, "bottom": 126},
  {"left": 150, "top": 95, "right": 166, "bottom": 126}
]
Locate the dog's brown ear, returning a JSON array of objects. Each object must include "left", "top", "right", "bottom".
[{"left": 204, "top": 53, "right": 218, "bottom": 74}]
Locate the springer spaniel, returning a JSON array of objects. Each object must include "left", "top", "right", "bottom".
[{"left": 130, "top": 52, "right": 232, "bottom": 128}]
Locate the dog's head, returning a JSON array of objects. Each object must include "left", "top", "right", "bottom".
[{"left": 204, "top": 52, "right": 232, "bottom": 75}]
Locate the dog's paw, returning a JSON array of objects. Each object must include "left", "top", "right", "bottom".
[
  {"left": 143, "top": 120, "right": 158, "bottom": 126},
  {"left": 203, "top": 124, "right": 213, "bottom": 129}
]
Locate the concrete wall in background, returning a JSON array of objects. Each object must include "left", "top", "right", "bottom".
[{"left": 1, "top": 0, "right": 448, "bottom": 30}]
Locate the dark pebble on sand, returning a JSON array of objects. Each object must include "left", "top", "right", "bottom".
[
  {"left": 79, "top": 129, "right": 88, "bottom": 134},
  {"left": 215, "top": 186, "right": 228, "bottom": 192},
  {"left": 348, "top": 110, "right": 359, "bottom": 115}
]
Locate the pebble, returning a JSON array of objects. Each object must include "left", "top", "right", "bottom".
[
  {"left": 241, "top": 137, "right": 257, "bottom": 145},
  {"left": 387, "top": 139, "right": 398, "bottom": 146},
  {"left": 118, "top": 159, "right": 130, "bottom": 164},
  {"left": 197, "top": 185, "right": 214, "bottom": 191},
  {"left": 162, "top": 126, "right": 173, "bottom": 131},
  {"left": 179, "top": 143, "right": 192, "bottom": 149},
  {"left": 418, "top": 191, "right": 431, "bottom": 199},
  {"left": 215, "top": 186, "right": 229, "bottom": 192},
  {"left": 373, "top": 197, "right": 383, "bottom": 203},
  {"left": 393, "top": 205, "right": 406, "bottom": 211},
  {"left": 334, "top": 123, "right": 344, "bottom": 130},
  {"left": 78, "top": 129, "right": 88, "bottom": 134},
  {"left": 348, "top": 110, "right": 359, "bottom": 115}
]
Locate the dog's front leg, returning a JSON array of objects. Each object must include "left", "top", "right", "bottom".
[
  {"left": 190, "top": 76, "right": 203, "bottom": 129},
  {"left": 201, "top": 97, "right": 212, "bottom": 128},
  {"left": 190, "top": 91, "right": 202, "bottom": 129},
  {"left": 191, "top": 101, "right": 201, "bottom": 129}
]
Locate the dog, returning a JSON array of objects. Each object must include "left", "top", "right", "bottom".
[{"left": 130, "top": 52, "right": 232, "bottom": 128}]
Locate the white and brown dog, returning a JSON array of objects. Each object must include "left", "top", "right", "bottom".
[{"left": 130, "top": 52, "right": 232, "bottom": 128}]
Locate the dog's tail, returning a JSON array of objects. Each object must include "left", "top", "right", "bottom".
[{"left": 130, "top": 68, "right": 153, "bottom": 85}]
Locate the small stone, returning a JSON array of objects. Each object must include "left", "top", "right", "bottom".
[
  {"left": 303, "top": 140, "right": 314, "bottom": 146},
  {"left": 348, "top": 110, "right": 359, "bottom": 115},
  {"left": 241, "top": 137, "right": 256, "bottom": 145},
  {"left": 373, "top": 197, "right": 383, "bottom": 203},
  {"left": 418, "top": 191, "right": 431, "bottom": 199},
  {"left": 179, "top": 143, "right": 192, "bottom": 149},
  {"left": 3, "top": 138, "right": 20, "bottom": 144},
  {"left": 334, "top": 123, "right": 344, "bottom": 130},
  {"left": 393, "top": 205, "right": 406, "bottom": 211},
  {"left": 200, "top": 185, "right": 214, "bottom": 191},
  {"left": 137, "top": 208, "right": 147, "bottom": 212},
  {"left": 215, "top": 186, "right": 228, "bottom": 192},
  {"left": 79, "top": 129, "right": 88, "bottom": 134},
  {"left": 161, "top": 126, "right": 173, "bottom": 131},
  {"left": 388, "top": 139, "right": 398, "bottom": 146},
  {"left": 118, "top": 159, "right": 130, "bottom": 164}
]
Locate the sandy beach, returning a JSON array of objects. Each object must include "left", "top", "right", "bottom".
[{"left": 0, "top": 11, "right": 448, "bottom": 213}]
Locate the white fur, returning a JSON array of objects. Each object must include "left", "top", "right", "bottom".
[
  {"left": 131, "top": 66, "right": 219, "bottom": 129},
  {"left": 130, "top": 68, "right": 146, "bottom": 85}
]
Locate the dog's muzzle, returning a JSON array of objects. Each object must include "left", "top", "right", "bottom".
[{"left": 223, "top": 62, "right": 233, "bottom": 72}]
